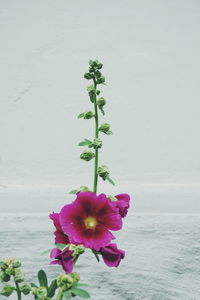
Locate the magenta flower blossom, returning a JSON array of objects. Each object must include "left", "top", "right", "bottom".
[
  {"left": 100, "top": 243, "right": 125, "bottom": 267},
  {"left": 50, "top": 247, "right": 74, "bottom": 274},
  {"left": 114, "top": 193, "right": 130, "bottom": 217},
  {"left": 59, "top": 191, "right": 122, "bottom": 251},
  {"left": 49, "top": 212, "right": 69, "bottom": 244}
]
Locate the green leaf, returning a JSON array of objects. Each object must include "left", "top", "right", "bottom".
[
  {"left": 31, "top": 283, "right": 38, "bottom": 288},
  {"left": 38, "top": 270, "right": 48, "bottom": 289},
  {"left": 47, "top": 279, "right": 57, "bottom": 298},
  {"left": 78, "top": 139, "right": 92, "bottom": 147},
  {"left": 55, "top": 243, "right": 67, "bottom": 251},
  {"left": 70, "top": 287, "right": 90, "bottom": 298},
  {"left": 69, "top": 189, "right": 78, "bottom": 195},
  {"left": 106, "top": 176, "right": 115, "bottom": 186},
  {"left": 63, "top": 290, "right": 72, "bottom": 298},
  {"left": 40, "top": 248, "right": 51, "bottom": 256},
  {"left": 78, "top": 113, "right": 84, "bottom": 119},
  {"left": 106, "top": 130, "right": 113, "bottom": 135}
]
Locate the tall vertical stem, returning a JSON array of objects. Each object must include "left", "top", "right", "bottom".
[
  {"left": 93, "top": 79, "right": 99, "bottom": 193},
  {"left": 15, "top": 282, "right": 21, "bottom": 300}
]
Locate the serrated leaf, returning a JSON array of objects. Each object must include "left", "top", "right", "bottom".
[
  {"left": 78, "top": 113, "right": 84, "bottom": 119},
  {"left": 106, "top": 176, "right": 115, "bottom": 186},
  {"left": 70, "top": 287, "right": 90, "bottom": 298},
  {"left": 63, "top": 290, "right": 72, "bottom": 298},
  {"left": 38, "top": 270, "right": 48, "bottom": 289},
  {"left": 69, "top": 189, "right": 78, "bottom": 195},
  {"left": 31, "top": 283, "right": 38, "bottom": 288},
  {"left": 40, "top": 248, "right": 51, "bottom": 256},
  {"left": 47, "top": 279, "right": 57, "bottom": 298},
  {"left": 55, "top": 243, "right": 67, "bottom": 251}
]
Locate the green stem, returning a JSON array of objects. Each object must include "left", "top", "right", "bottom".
[
  {"left": 93, "top": 78, "right": 99, "bottom": 193},
  {"left": 15, "top": 281, "right": 21, "bottom": 300},
  {"left": 56, "top": 289, "right": 63, "bottom": 300}
]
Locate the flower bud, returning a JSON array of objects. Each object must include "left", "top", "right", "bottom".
[
  {"left": 5, "top": 267, "right": 15, "bottom": 276},
  {"left": 80, "top": 150, "right": 95, "bottom": 161},
  {"left": 96, "top": 90, "right": 100, "bottom": 95},
  {"left": 0, "top": 272, "right": 11, "bottom": 282},
  {"left": 0, "top": 285, "right": 14, "bottom": 297},
  {"left": 20, "top": 283, "right": 32, "bottom": 295},
  {"left": 34, "top": 287, "right": 48, "bottom": 299},
  {"left": 99, "top": 123, "right": 111, "bottom": 134},
  {"left": 0, "top": 260, "right": 8, "bottom": 271},
  {"left": 83, "top": 111, "right": 94, "bottom": 119},
  {"left": 91, "top": 138, "right": 103, "bottom": 149},
  {"left": 97, "top": 63, "right": 103, "bottom": 69},
  {"left": 57, "top": 274, "right": 74, "bottom": 290},
  {"left": 97, "top": 97, "right": 106, "bottom": 108},
  {"left": 97, "top": 76, "right": 105, "bottom": 84},
  {"left": 97, "top": 165, "right": 109, "bottom": 180},
  {"left": 84, "top": 72, "right": 93, "bottom": 80},
  {"left": 94, "top": 70, "right": 101, "bottom": 79},
  {"left": 14, "top": 269, "right": 24, "bottom": 283},
  {"left": 11, "top": 260, "right": 21, "bottom": 269},
  {"left": 71, "top": 272, "right": 80, "bottom": 283}
]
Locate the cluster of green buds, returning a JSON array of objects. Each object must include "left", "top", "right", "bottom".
[
  {"left": 32, "top": 286, "right": 50, "bottom": 300},
  {"left": 0, "top": 258, "right": 32, "bottom": 298},
  {"left": 75, "top": 59, "right": 115, "bottom": 194}
]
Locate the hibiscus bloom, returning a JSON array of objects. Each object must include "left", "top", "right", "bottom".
[
  {"left": 100, "top": 243, "right": 125, "bottom": 267},
  {"left": 49, "top": 212, "right": 69, "bottom": 244},
  {"left": 59, "top": 192, "right": 122, "bottom": 251},
  {"left": 114, "top": 193, "right": 130, "bottom": 217},
  {"left": 50, "top": 247, "right": 74, "bottom": 274}
]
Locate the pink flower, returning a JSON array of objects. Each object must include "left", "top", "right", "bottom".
[
  {"left": 59, "top": 192, "right": 122, "bottom": 251},
  {"left": 114, "top": 193, "right": 130, "bottom": 217},
  {"left": 50, "top": 247, "right": 74, "bottom": 274},
  {"left": 49, "top": 212, "right": 69, "bottom": 244},
  {"left": 100, "top": 243, "right": 125, "bottom": 267}
]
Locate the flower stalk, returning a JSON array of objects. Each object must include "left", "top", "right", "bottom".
[
  {"left": 93, "top": 77, "right": 99, "bottom": 193},
  {"left": 15, "top": 281, "right": 21, "bottom": 300}
]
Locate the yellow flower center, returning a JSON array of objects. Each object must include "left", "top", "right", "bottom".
[{"left": 84, "top": 216, "right": 98, "bottom": 229}]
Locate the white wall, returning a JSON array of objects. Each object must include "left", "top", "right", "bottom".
[{"left": 0, "top": 0, "right": 200, "bottom": 212}]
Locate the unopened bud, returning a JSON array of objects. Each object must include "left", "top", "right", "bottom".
[
  {"left": 0, "top": 272, "right": 11, "bottom": 282},
  {"left": 0, "top": 260, "right": 8, "bottom": 271},
  {"left": 97, "top": 165, "right": 109, "bottom": 180},
  {"left": 94, "top": 70, "right": 101, "bottom": 79},
  {"left": 97, "top": 76, "right": 105, "bottom": 84},
  {"left": 0, "top": 285, "right": 14, "bottom": 297},
  {"left": 97, "top": 63, "right": 103, "bottom": 69},
  {"left": 11, "top": 260, "right": 21, "bottom": 269},
  {"left": 14, "top": 269, "right": 24, "bottom": 283},
  {"left": 80, "top": 150, "right": 95, "bottom": 161},
  {"left": 69, "top": 244, "right": 85, "bottom": 257},
  {"left": 5, "top": 267, "right": 15, "bottom": 276},
  {"left": 96, "top": 90, "right": 100, "bottom": 95},
  {"left": 35, "top": 286, "right": 47, "bottom": 299},
  {"left": 83, "top": 111, "right": 94, "bottom": 119},
  {"left": 91, "top": 138, "right": 102, "bottom": 149},
  {"left": 97, "top": 97, "right": 106, "bottom": 108},
  {"left": 99, "top": 123, "right": 111, "bottom": 134},
  {"left": 71, "top": 272, "right": 80, "bottom": 283},
  {"left": 57, "top": 274, "right": 73, "bottom": 290},
  {"left": 84, "top": 73, "right": 93, "bottom": 80},
  {"left": 20, "top": 284, "right": 32, "bottom": 295}
]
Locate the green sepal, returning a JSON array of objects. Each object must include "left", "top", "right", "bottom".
[
  {"left": 69, "top": 190, "right": 78, "bottom": 195},
  {"left": 55, "top": 244, "right": 67, "bottom": 251},
  {"left": 38, "top": 270, "right": 48, "bottom": 289},
  {"left": 78, "top": 113, "right": 84, "bottom": 119},
  {"left": 106, "top": 176, "right": 115, "bottom": 186},
  {"left": 78, "top": 139, "right": 92, "bottom": 147},
  {"left": 70, "top": 287, "right": 90, "bottom": 298},
  {"left": 40, "top": 249, "right": 51, "bottom": 256},
  {"left": 99, "top": 107, "right": 105, "bottom": 115},
  {"left": 47, "top": 279, "right": 57, "bottom": 298},
  {"left": 92, "top": 249, "right": 100, "bottom": 262}
]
